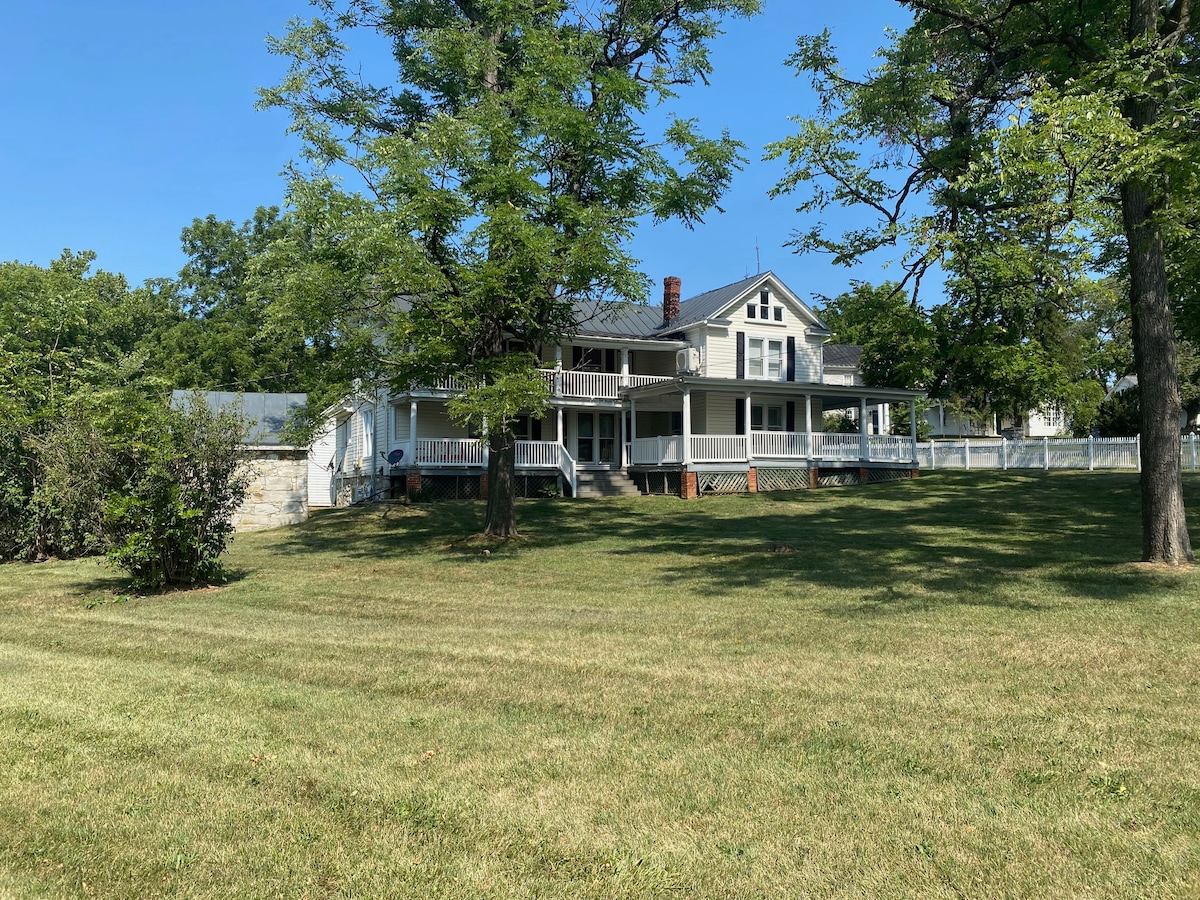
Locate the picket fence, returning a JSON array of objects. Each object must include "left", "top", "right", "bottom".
[{"left": 915, "top": 434, "right": 1200, "bottom": 471}]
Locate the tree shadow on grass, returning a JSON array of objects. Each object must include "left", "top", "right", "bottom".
[{"left": 267, "top": 471, "right": 1200, "bottom": 610}]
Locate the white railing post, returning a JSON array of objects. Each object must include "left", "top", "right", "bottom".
[
  {"left": 1043, "top": 435, "right": 1050, "bottom": 470},
  {"left": 929, "top": 440, "right": 936, "bottom": 471},
  {"left": 1192, "top": 433, "right": 1197, "bottom": 472},
  {"left": 859, "top": 397, "right": 869, "bottom": 461},
  {"left": 965, "top": 438, "right": 971, "bottom": 471},
  {"left": 1088, "top": 434, "right": 1095, "bottom": 471},
  {"left": 682, "top": 388, "right": 692, "bottom": 466},
  {"left": 1001, "top": 437, "right": 1008, "bottom": 470},
  {"left": 1136, "top": 434, "right": 1142, "bottom": 472},
  {"left": 805, "top": 394, "right": 814, "bottom": 463}
]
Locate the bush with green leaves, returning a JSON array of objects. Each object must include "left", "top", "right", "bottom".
[{"left": 105, "top": 398, "right": 251, "bottom": 590}]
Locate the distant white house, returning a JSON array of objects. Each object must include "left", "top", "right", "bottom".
[
  {"left": 924, "top": 399, "right": 1068, "bottom": 439},
  {"left": 308, "top": 272, "right": 925, "bottom": 504}
]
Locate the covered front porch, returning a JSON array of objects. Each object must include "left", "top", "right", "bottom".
[{"left": 623, "top": 376, "right": 924, "bottom": 470}]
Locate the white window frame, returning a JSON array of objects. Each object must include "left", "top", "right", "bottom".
[
  {"left": 749, "top": 338, "right": 784, "bottom": 380},
  {"left": 751, "top": 404, "right": 785, "bottom": 432},
  {"left": 361, "top": 409, "right": 374, "bottom": 460},
  {"left": 748, "top": 338, "right": 765, "bottom": 377}
]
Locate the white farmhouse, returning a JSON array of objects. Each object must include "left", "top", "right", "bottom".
[{"left": 309, "top": 273, "right": 925, "bottom": 503}]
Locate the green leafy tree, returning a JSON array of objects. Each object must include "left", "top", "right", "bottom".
[
  {"left": 257, "top": 0, "right": 759, "bottom": 537},
  {"left": 0, "top": 252, "right": 167, "bottom": 561},
  {"left": 0, "top": 251, "right": 144, "bottom": 424},
  {"left": 769, "top": 0, "right": 1200, "bottom": 563},
  {"left": 815, "top": 281, "right": 936, "bottom": 390},
  {"left": 138, "top": 207, "right": 333, "bottom": 393}
]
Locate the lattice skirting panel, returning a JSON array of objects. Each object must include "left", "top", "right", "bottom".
[
  {"left": 515, "top": 474, "right": 561, "bottom": 498},
  {"left": 414, "top": 473, "right": 559, "bottom": 501},
  {"left": 420, "top": 474, "right": 482, "bottom": 501},
  {"left": 817, "top": 469, "right": 860, "bottom": 488},
  {"left": 633, "top": 470, "right": 681, "bottom": 496},
  {"left": 756, "top": 468, "right": 812, "bottom": 492},
  {"left": 866, "top": 467, "right": 914, "bottom": 484},
  {"left": 698, "top": 471, "right": 749, "bottom": 495}
]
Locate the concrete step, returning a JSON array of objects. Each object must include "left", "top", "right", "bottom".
[{"left": 575, "top": 470, "right": 641, "bottom": 498}]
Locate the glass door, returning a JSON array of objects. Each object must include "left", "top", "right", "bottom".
[{"left": 577, "top": 412, "right": 617, "bottom": 464}]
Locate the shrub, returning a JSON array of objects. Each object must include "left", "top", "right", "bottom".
[
  {"left": 105, "top": 398, "right": 251, "bottom": 590},
  {"left": 26, "top": 408, "right": 117, "bottom": 560}
]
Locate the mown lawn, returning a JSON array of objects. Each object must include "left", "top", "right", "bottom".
[{"left": 2, "top": 470, "right": 1199, "bottom": 898}]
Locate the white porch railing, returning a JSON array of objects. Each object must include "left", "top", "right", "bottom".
[
  {"left": 559, "top": 370, "right": 622, "bottom": 399},
  {"left": 426, "top": 376, "right": 470, "bottom": 393},
  {"left": 691, "top": 435, "right": 748, "bottom": 463},
  {"left": 631, "top": 436, "right": 683, "bottom": 465},
  {"left": 867, "top": 435, "right": 918, "bottom": 462},
  {"left": 627, "top": 431, "right": 916, "bottom": 465},
  {"left": 628, "top": 374, "right": 672, "bottom": 389},
  {"left": 558, "top": 443, "right": 577, "bottom": 497},
  {"left": 812, "top": 433, "right": 864, "bottom": 459},
  {"left": 410, "top": 369, "right": 672, "bottom": 400},
  {"left": 751, "top": 431, "right": 810, "bottom": 459},
  {"left": 515, "top": 440, "right": 561, "bottom": 468},
  {"left": 414, "top": 438, "right": 484, "bottom": 467}
]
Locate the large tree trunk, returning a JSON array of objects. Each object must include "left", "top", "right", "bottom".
[
  {"left": 483, "top": 430, "right": 518, "bottom": 537},
  {"left": 1121, "top": 0, "right": 1194, "bottom": 564}
]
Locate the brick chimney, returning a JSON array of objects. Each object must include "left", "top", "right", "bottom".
[{"left": 663, "top": 276, "right": 681, "bottom": 325}]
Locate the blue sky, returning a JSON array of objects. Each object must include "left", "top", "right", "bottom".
[{"left": 1, "top": 1, "right": 913, "bottom": 306}]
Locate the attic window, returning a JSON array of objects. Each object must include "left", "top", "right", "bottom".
[
  {"left": 746, "top": 303, "right": 756, "bottom": 319},
  {"left": 773, "top": 307, "right": 784, "bottom": 322}
]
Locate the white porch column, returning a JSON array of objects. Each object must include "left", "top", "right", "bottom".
[
  {"left": 805, "top": 394, "right": 814, "bottom": 458},
  {"left": 620, "top": 405, "right": 628, "bottom": 467},
  {"left": 744, "top": 392, "right": 754, "bottom": 460},
  {"left": 620, "top": 348, "right": 630, "bottom": 387},
  {"left": 682, "top": 387, "right": 693, "bottom": 465},
  {"left": 408, "top": 400, "right": 417, "bottom": 459},
  {"left": 554, "top": 345, "right": 563, "bottom": 396},
  {"left": 910, "top": 402, "right": 919, "bottom": 463},
  {"left": 859, "top": 397, "right": 870, "bottom": 460},
  {"left": 556, "top": 407, "right": 564, "bottom": 445}
]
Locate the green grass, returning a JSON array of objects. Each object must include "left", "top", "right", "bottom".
[{"left": 2, "top": 470, "right": 1200, "bottom": 898}]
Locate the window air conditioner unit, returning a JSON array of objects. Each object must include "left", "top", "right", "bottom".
[{"left": 676, "top": 348, "right": 700, "bottom": 374}]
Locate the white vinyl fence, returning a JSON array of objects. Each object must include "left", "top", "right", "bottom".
[{"left": 913, "top": 435, "right": 1200, "bottom": 471}]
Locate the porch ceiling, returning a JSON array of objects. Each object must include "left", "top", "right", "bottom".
[{"left": 621, "top": 376, "right": 925, "bottom": 404}]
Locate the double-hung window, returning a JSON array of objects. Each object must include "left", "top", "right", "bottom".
[
  {"left": 751, "top": 404, "right": 784, "bottom": 431},
  {"left": 748, "top": 338, "right": 785, "bottom": 380}
]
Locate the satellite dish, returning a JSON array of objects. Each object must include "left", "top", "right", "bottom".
[{"left": 386, "top": 448, "right": 405, "bottom": 465}]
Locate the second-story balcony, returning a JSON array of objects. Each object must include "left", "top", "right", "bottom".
[
  {"left": 416, "top": 370, "right": 673, "bottom": 401},
  {"left": 548, "top": 370, "right": 672, "bottom": 400}
]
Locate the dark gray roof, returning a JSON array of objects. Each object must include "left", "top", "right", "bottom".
[
  {"left": 654, "top": 272, "right": 768, "bottom": 333},
  {"left": 568, "top": 273, "right": 776, "bottom": 339},
  {"left": 823, "top": 344, "right": 862, "bottom": 368},
  {"left": 570, "top": 299, "right": 667, "bottom": 338},
  {"left": 171, "top": 391, "right": 307, "bottom": 445}
]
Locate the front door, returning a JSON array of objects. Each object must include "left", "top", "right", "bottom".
[{"left": 577, "top": 412, "right": 617, "bottom": 465}]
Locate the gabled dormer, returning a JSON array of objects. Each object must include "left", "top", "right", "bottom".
[{"left": 652, "top": 273, "right": 830, "bottom": 383}]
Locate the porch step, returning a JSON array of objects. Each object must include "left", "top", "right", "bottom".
[{"left": 575, "top": 470, "right": 642, "bottom": 498}]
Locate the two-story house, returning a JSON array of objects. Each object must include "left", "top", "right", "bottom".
[{"left": 308, "top": 272, "right": 925, "bottom": 504}]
